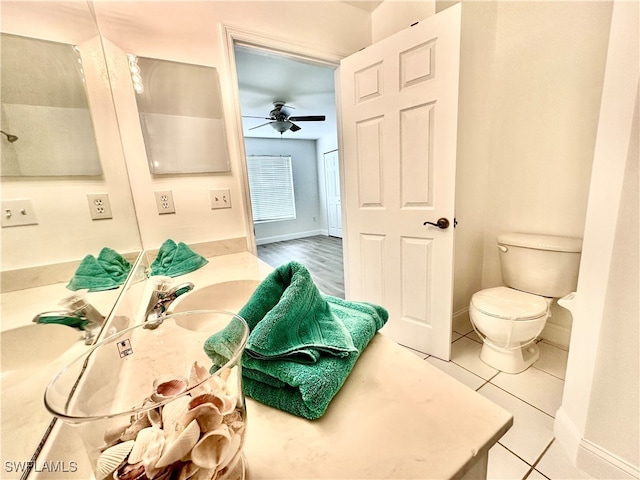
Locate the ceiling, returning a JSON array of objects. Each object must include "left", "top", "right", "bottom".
[
  {"left": 235, "top": 1, "right": 384, "bottom": 140},
  {"left": 343, "top": 1, "right": 384, "bottom": 13},
  {"left": 235, "top": 45, "right": 338, "bottom": 140}
]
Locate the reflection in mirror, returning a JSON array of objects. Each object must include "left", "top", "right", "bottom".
[
  {"left": 0, "top": 1, "right": 142, "bottom": 472},
  {"left": 1, "top": 34, "right": 102, "bottom": 176},
  {"left": 130, "top": 56, "right": 230, "bottom": 174}
]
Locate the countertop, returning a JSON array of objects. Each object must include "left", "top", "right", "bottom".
[{"left": 29, "top": 252, "right": 512, "bottom": 479}]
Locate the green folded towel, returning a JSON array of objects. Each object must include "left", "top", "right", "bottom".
[
  {"left": 204, "top": 261, "right": 388, "bottom": 420},
  {"left": 150, "top": 239, "right": 208, "bottom": 277},
  {"left": 34, "top": 314, "right": 88, "bottom": 330},
  {"left": 67, "top": 247, "right": 132, "bottom": 292},
  {"left": 239, "top": 261, "right": 357, "bottom": 363}
]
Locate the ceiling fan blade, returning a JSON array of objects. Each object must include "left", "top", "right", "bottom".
[
  {"left": 289, "top": 122, "right": 302, "bottom": 132},
  {"left": 288, "top": 115, "right": 326, "bottom": 122},
  {"left": 242, "top": 115, "right": 272, "bottom": 120},
  {"left": 249, "top": 121, "right": 273, "bottom": 130}
]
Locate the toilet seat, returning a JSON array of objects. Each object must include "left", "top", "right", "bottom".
[{"left": 471, "top": 287, "right": 548, "bottom": 320}]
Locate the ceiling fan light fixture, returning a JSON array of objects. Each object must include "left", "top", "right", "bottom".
[
  {"left": 244, "top": 100, "right": 324, "bottom": 135},
  {"left": 270, "top": 121, "right": 292, "bottom": 133}
]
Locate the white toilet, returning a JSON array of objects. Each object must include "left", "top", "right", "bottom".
[{"left": 469, "top": 233, "right": 582, "bottom": 374}]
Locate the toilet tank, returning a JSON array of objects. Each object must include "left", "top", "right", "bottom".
[{"left": 497, "top": 233, "right": 582, "bottom": 297}]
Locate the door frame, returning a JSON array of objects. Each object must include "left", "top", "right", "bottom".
[{"left": 221, "top": 25, "right": 343, "bottom": 255}]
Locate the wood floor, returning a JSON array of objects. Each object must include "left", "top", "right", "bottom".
[{"left": 256, "top": 235, "right": 345, "bottom": 298}]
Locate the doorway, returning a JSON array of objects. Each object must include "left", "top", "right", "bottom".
[{"left": 230, "top": 39, "right": 345, "bottom": 290}]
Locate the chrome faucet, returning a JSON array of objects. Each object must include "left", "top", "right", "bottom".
[
  {"left": 144, "top": 277, "right": 194, "bottom": 327},
  {"left": 32, "top": 291, "right": 105, "bottom": 345}
]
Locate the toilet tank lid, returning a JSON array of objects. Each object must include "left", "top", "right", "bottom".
[{"left": 497, "top": 233, "right": 582, "bottom": 253}]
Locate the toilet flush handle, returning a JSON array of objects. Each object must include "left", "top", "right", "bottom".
[{"left": 498, "top": 245, "right": 508, "bottom": 252}]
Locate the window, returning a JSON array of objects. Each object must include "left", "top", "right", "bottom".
[{"left": 246, "top": 155, "right": 296, "bottom": 223}]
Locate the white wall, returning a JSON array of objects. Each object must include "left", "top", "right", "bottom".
[
  {"left": 555, "top": 1, "right": 639, "bottom": 476},
  {"left": 92, "top": 1, "right": 371, "bottom": 251},
  {"left": 450, "top": 1, "right": 497, "bottom": 327},
  {"left": 478, "top": 1, "right": 611, "bottom": 289},
  {"left": 244, "top": 137, "right": 323, "bottom": 244},
  {"left": 583, "top": 88, "right": 638, "bottom": 471},
  {"left": 371, "top": 1, "right": 435, "bottom": 42},
  {"left": 439, "top": 1, "right": 612, "bottom": 345}
]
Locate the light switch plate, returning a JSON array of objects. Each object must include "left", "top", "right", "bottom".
[
  {"left": 155, "top": 190, "right": 176, "bottom": 214},
  {"left": 1, "top": 199, "right": 38, "bottom": 227},
  {"left": 210, "top": 189, "right": 231, "bottom": 209}
]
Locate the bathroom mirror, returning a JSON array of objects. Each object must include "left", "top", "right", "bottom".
[
  {"left": 0, "top": 33, "right": 102, "bottom": 176},
  {"left": 0, "top": 1, "right": 142, "bottom": 469},
  {"left": 131, "top": 56, "right": 231, "bottom": 174}
]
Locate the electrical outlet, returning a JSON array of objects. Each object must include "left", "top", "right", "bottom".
[
  {"left": 210, "top": 189, "right": 231, "bottom": 209},
  {"left": 155, "top": 190, "right": 176, "bottom": 214},
  {"left": 1, "top": 199, "right": 38, "bottom": 227},
  {"left": 87, "top": 194, "right": 113, "bottom": 220}
]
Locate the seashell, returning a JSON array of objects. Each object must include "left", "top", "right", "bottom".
[
  {"left": 96, "top": 440, "right": 134, "bottom": 480},
  {"left": 152, "top": 469, "right": 175, "bottom": 480},
  {"left": 218, "top": 394, "right": 236, "bottom": 416},
  {"left": 152, "top": 376, "right": 188, "bottom": 402},
  {"left": 190, "top": 424, "right": 234, "bottom": 470},
  {"left": 188, "top": 393, "right": 219, "bottom": 409},
  {"left": 147, "top": 407, "right": 162, "bottom": 428},
  {"left": 222, "top": 410, "right": 245, "bottom": 435},
  {"left": 120, "top": 414, "right": 152, "bottom": 442},
  {"left": 113, "top": 461, "right": 145, "bottom": 480},
  {"left": 129, "top": 427, "right": 165, "bottom": 478},
  {"left": 188, "top": 362, "right": 210, "bottom": 393},
  {"left": 156, "top": 419, "right": 200, "bottom": 468},
  {"left": 210, "top": 374, "right": 227, "bottom": 394},
  {"left": 190, "top": 393, "right": 235, "bottom": 417},
  {"left": 161, "top": 395, "right": 192, "bottom": 437},
  {"left": 219, "top": 367, "right": 231, "bottom": 383},
  {"left": 189, "top": 467, "right": 216, "bottom": 480},
  {"left": 181, "top": 403, "right": 223, "bottom": 433},
  {"left": 103, "top": 416, "right": 132, "bottom": 448},
  {"left": 177, "top": 462, "right": 200, "bottom": 480},
  {"left": 224, "top": 431, "right": 243, "bottom": 470}
]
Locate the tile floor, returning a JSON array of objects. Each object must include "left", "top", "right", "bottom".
[{"left": 401, "top": 318, "right": 598, "bottom": 480}]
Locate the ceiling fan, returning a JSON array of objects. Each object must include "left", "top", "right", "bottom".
[{"left": 243, "top": 101, "right": 326, "bottom": 134}]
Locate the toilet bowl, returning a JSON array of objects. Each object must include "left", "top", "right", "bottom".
[
  {"left": 469, "top": 233, "right": 582, "bottom": 374},
  {"left": 470, "top": 287, "right": 551, "bottom": 373}
]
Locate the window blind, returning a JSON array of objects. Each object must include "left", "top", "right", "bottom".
[{"left": 246, "top": 155, "right": 296, "bottom": 223}]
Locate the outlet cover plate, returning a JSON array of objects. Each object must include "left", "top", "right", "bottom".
[
  {"left": 87, "top": 194, "right": 113, "bottom": 220},
  {"left": 210, "top": 189, "right": 231, "bottom": 209},
  {"left": 155, "top": 190, "right": 176, "bottom": 214},
  {"left": 1, "top": 199, "right": 38, "bottom": 227}
]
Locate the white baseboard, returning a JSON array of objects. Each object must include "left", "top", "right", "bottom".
[
  {"left": 256, "top": 229, "right": 324, "bottom": 246},
  {"left": 554, "top": 407, "right": 582, "bottom": 462},
  {"left": 452, "top": 306, "right": 473, "bottom": 335},
  {"left": 577, "top": 440, "right": 639, "bottom": 479},
  {"left": 540, "top": 321, "right": 571, "bottom": 349},
  {"left": 555, "top": 408, "right": 639, "bottom": 479}
]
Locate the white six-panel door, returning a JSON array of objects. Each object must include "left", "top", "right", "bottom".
[{"left": 339, "top": 4, "right": 461, "bottom": 359}]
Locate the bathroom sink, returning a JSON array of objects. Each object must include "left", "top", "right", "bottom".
[
  {"left": 1, "top": 323, "right": 84, "bottom": 379},
  {"left": 1, "top": 323, "right": 88, "bottom": 463},
  {"left": 169, "top": 279, "right": 261, "bottom": 314}
]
